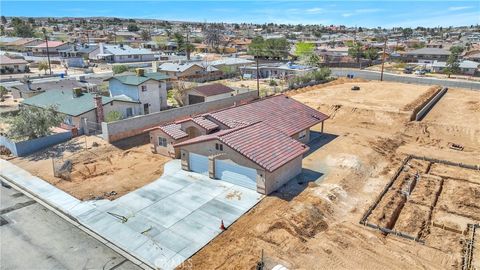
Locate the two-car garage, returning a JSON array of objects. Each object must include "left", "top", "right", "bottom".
[{"left": 188, "top": 153, "right": 258, "bottom": 190}]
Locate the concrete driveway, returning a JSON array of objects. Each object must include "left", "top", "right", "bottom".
[{"left": 0, "top": 159, "right": 263, "bottom": 269}]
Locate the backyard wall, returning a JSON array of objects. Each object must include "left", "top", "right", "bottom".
[
  {"left": 0, "top": 131, "right": 72, "bottom": 157},
  {"left": 102, "top": 90, "right": 259, "bottom": 142}
]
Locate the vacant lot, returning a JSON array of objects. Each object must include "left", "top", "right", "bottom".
[
  {"left": 183, "top": 80, "right": 480, "bottom": 270},
  {"left": 10, "top": 135, "right": 170, "bottom": 200}
]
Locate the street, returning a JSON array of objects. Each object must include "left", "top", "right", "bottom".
[
  {"left": 331, "top": 68, "right": 480, "bottom": 90},
  {"left": 0, "top": 180, "right": 141, "bottom": 270}
]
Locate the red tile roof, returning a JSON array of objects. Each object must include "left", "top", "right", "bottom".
[
  {"left": 208, "top": 94, "right": 328, "bottom": 136},
  {"left": 34, "top": 41, "right": 66, "bottom": 48},
  {"left": 192, "top": 83, "right": 234, "bottom": 97},
  {"left": 0, "top": 55, "right": 28, "bottom": 65},
  {"left": 192, "top": 116, "right": 219, "bottom": 131},
  {"left": 175, "top": 122, "right": 308, "bottom": 172},
  {"left": 159, "top": 124, "right": 188, "bottom": 140}
]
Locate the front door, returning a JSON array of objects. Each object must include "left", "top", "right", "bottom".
[{"left": 143, "top": 103, "right": 149, "bottom": 115}]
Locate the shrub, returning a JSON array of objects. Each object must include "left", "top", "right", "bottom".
[{"left": 105, "top": 110, "right": 123, "bottom": 122}]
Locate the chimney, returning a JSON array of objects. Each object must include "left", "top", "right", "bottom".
[
  {"left": 94, "top": 95, "right": 104, "bottom": 123},
  {"left": 99, "top": 42, "right": 104, "bottom": 55},
  {"left": 72, "top": 87, "right": 82, "bottom": 98},
  {"left": 136, "top": 68, "right": 145, "bottom": 77},
  {"left": 151, "top": 61, "right": 158, "bottom": 72}
]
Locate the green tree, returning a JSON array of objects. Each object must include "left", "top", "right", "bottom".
[
  {"left": 11, "top": 18, "right": 35, "bottom": 37},
  {"left": 1, "top": 16, "right": 6, "bottom": 25},
  {"left": 127, "top": 24, "right": 139, "bottom": 32},
  {"left": 402, "top": 28, "right": 413, "bottom": 38},
  {"left": 0, "top": 86, "right": 8, "bottom": 102},
  {"left": 248, "top": 36, "right": 289, "bottom": 59},
  {"left": 105, "top": 111, "right": 123, "bottom": 122},
  {"left": 37, "top": 61, "right": 49, "bottom": 75},
  {"left": 8, "top": 105, "right": 64, "bottom": 140},
  {"left": 443, "top": 46, "right": 464, "bottom": 78},
  {"left": 140, "top": 29, "right": 150, "bottom": 41},
  {"left": 112, "top": 65, "right": 128, "bottom": 74},
  {"left": 294, "top": 42, "right": 315, "bottom": 58},
  {"left": 364, "top": 47, "right": 380, "bottom": 61},
  {"left": 305, "top": 53, "right": 323, "bottom": 67},
  {"left": 348, "top": 42, "right": 364, "bottom": 63}
]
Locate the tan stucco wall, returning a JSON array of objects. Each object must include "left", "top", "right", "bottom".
[
  {"left": 149, "top": 129, "right": 188, "bottom": 158},
  {"left": 291, "top": 128, "right": 311, "bottom": 144},
  {"left": 179, "top": 139, "right": 303, "bottom": 194},
  {"left": 264, "top": 155, "right": 303, "bottom": 194}
]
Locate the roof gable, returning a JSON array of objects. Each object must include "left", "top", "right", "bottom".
[{"left": 192, "top": 83, "right": 235, "bottom": 97}]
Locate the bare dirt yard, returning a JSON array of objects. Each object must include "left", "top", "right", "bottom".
[
  {"left": 182, "top": 80, "right": 480, "bottom": 270},
  {"left": 8, "top": 135, "right": 170, "bottom": 200}
]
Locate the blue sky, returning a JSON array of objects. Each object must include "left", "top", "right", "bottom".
[{"left": 1, "top": 1, "right": 479, "bottom": 28}]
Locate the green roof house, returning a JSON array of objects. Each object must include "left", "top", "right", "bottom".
[
  {"left": 106, "top": 69, "right": 170, "bottom": 115},
  {"left": 21, "top": 89, "right": 141, "bottom": 133}
]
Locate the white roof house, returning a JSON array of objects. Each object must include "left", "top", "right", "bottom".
[{"left": 96, "top": 44, "right": 156, "bottom": 63}]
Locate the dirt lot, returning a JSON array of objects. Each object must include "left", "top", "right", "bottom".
[
  {"left": 9, "top": 135, "right": 170, "bottom": 200},
  {"left": 182, "top": 80, "right": 480, "bottom": 270}
]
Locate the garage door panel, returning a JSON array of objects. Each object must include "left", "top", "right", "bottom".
[
  {"left": 215, "top": 159, "right": 257, "bottom": 190},
  {"left": 189, "top": 153, "right": 209, "bottom": 175}
]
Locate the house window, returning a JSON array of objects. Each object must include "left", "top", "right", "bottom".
[
  {"left": 128, "top": 55, "right": 132, "bottom": 58},
  {"left": 298, "top": 130, "right": 307, "bottom": 140},
  {"left": 158, "top": 137, "right": 167, "bottom": 147},
  {"left": 215, "top": 143, "right": 223, "bottom": 151},
  {"left": 141, "top": 85, "right": 147, "bottom": 92},
  {"left": 126, "top": 107, "right": 133, "bottom": 117},
  {"left": 64, "top": 115, "right": 73, "bottom": 126},
  {"left": 134, "top": 55, "right": 139, "bottom": 59}
]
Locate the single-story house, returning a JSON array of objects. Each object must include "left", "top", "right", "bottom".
[
  {"left": 240, "top": 62, "right": 317, "bottom": 79},
  {"left": 10, "top": 79, "right": 98, "bottom": 99},
  {"left": 184, "top": 83, "right": 235, "bottom": 105},
  {"left": 148, "top": 94, "right": 329, "bottom": 194},
  {"left": 432, "top": 60, "right": 479, "bottom": 75},
  {"left": 95, "top": 44, "right": 156, "bottom": 63},
  {"left": 0, "top": 55, "right": 29, "bottom": 74},
  {"left": 158, "top": 62, "right": 220, "bottom": 82},
  {"left": 0, "top": 38, "right": 42, "bottom": 52},
  {"left": 58, "top": 44, "right": 99, "bottom": 67},
  {"left": 21, "top": 89, "right": 140, "bottom": 134},
  {"left": 28, "top": 41, "right": 71, "bottom": 56},
  {"left": 402, "top": 48, "right": 451, "bottom": 63},
  {"left": 106, "top": 70, "right": 170, "bottom": 114}
]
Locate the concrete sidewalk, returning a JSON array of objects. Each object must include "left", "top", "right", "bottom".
[{"left": 0, "top": 159, "right": 263, "bottom": 269}]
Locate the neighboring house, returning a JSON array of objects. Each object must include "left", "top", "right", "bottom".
[
  {"left": 95, "top": 44, "right": 156, "bottom": 63},
  {"left": 0, "top": 38, "right": 42, "bottom": 52},
  {"left": 10, "top": 79, "right": 98, "bottom": 99},
  {"left": 158, "top": 62, "right": 222, "bottom": 82},
  {"left": 0, "top": 55, "right": 28, "bottom": 74},
  {"left": 209, "top": 57, "right": 255, "bottom": 71},
  {"left": 240, "top": 62, "right": 317, "bottom": 79},
  {"left": 184, "top": 83, "right": 235, "bottom": 105},
  {"left": 21, "top": 90, "right": 140, "bottom": 134},
  {"left": 106, "top": 69, "right": 170, "bottom": 114},
  {"left": 58, "top": 44, "right": 98, "bottom": 67},
  {"left": 28, "top": 41, "right": 71, "bottom": 56},
  {"left": 432, "top": 60, "right": 479, "bottom": 76},
  {"left": 148, "top": 94, "right": 329, "bottom": 194},
  {"left": 402, "top": 48, "right": 451, "bottom": 63}
]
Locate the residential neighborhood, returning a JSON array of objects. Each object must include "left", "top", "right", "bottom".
[{"left": 0, "top": 1, "right": 479, "bottom": 270}]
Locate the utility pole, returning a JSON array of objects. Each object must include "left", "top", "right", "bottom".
[
  {"left": 256, "top": 55, "right": 260, "bottom": 97},
  {"left": 380, "top": 36, "right": 387, "bottom": 81},
  {"left": 42, "top": 28, "right": 52, "bottom": 75}
]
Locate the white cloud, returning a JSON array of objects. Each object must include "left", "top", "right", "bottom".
[
  {"left": 306, "top": 7, "right": 323, "bottom": 14},
  {"left": 342, "top": 13, "right": 353, "bottom": 17},
  {"left": 448, "top": 6, "right": 472, "bottom": 11}
]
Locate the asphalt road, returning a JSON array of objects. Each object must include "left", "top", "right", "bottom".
[
  {"left": 331, "top": 68, "right": 480, "bottom": 90},
  {"left": 0, "top": 180, "right": 141, "bottom": 270}
]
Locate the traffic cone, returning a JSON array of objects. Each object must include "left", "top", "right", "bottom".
[{"left": 220, "top": 219, "right": 226, "bottom": 231}]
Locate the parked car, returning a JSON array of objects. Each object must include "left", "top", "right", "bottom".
[
  {"left": 403, "top": 67, "right": 413, "bottom": 74},
  {"left": 414, "top": 69, "right": 426, "bottom": 75}
]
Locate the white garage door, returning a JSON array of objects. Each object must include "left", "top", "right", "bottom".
[
  {"left": 189, "top": 153, "right": 209, "bottom": 175},
  {"left": 215, "top": 159, "right": 257, "bottom": 190}
]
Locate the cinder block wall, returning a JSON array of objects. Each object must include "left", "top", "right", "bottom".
[{"left": 102, "top": 90, "right": 258, "bottom": 142}]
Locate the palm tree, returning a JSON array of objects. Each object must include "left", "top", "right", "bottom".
[{"left": 38, "top": 61, "right": 49, "bottom": 75}]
